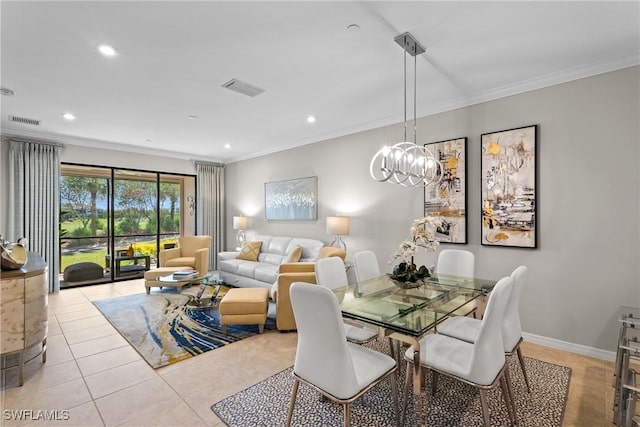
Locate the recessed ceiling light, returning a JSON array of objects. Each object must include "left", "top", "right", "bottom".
[
  {"left": 145, "top": 139, "right": 152, "bottom": 143},
  {"left": 1, "top": 87, "right": 15, "bottom": 96},
  {"left": 347, "top": 24, "right": 360, "bottom": 32},
  {"left": 224, "top": 143, "right": 232, "bottom": 149},
  {"left": 98, "top": 44, "right": 117, "bottom": 57},
  {"left": 188, "top": 115, "right": 198, "bottom": 120},
  {"left": 306, "top": 115, "right": 316, "bottom": 123},
  {"left": 62, "top": 113, "right": 76, "bottom": 120}
]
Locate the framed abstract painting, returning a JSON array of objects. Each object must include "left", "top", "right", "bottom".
[
  {"left": 265, "top": 176, "right": 317, "bottom": 221},
  {"left": 481, "top": 125, "right": 537, "bottom": 248},
  {"left": 424, "top": 137, "right": 467, "bottom": 244}
]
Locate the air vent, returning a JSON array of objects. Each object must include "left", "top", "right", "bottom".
[
  {"left": 222, "top": 79, "right": 265, "bottom": 97},
  {"left": 8, "top": 115, "right": 40, "bottom": 126}
]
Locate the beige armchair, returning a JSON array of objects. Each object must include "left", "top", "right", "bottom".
[
  {"left": 159, "top": 235, "right": 212, "bottom": 277},
  {"left": 273, "top": 247, "right": 346, "bottom": 331}
]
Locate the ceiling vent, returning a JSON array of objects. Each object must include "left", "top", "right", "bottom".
[
  {"left": 8, "top": 115, "right": 40, "bottom": 126},
  {"left": 222, "top": 79, "right": 265, "bottom": 97}
]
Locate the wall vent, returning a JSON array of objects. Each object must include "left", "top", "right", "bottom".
[
  {"left": 221, "top": 79, "right": 265, "bottom": 97},
  {"left": 8, "top": 115, "right": 40, "bottom": 126}
]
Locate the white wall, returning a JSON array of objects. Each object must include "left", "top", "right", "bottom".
[
  {"left": 60, "top": 144, "right": 196, "bottom": 175},
  {"left": 225, "top": 66, "right": 640, "bottom": 353}
]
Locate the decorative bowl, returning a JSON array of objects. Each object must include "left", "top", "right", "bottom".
[
  {"left": 388, "top": 274, "right": 424, "bottom": 289},
  {"left": 1, "top": 243, "right": 28, "bottom": 270}
]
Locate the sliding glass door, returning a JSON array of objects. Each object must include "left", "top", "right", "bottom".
[{"left": 59, "top": 164, "right": 196, "bottom": 288}]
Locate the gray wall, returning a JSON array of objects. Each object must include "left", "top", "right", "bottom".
[{"left": 224, "top": 66, "right": 640, "bottom": 353}]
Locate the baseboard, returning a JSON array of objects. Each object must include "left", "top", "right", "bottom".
[{"left": 523, "top": 332, "right": 616, "bottom": 362}]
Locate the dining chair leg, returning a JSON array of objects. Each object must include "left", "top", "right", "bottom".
[
  {"left": 500, "top": 374, "right": 516, "bottom": 425},
  {"left": 431, "top": 370, "right": 438, "bottom": 395},
  {"left": 388, "top": 337, "right": 398, "bottom": 363},
  {"left": 504, "top": 364, "right": 518, "bottom": 425},
  {"left": 516, "top": 345, "right": 531, "bottom": 392},
  {"left": 343, "top": 403, "right": 351, "bottom": 427},
  {"left": 390, "top": 371, "right": 399, "bottom": 426},
  {"left": 401, "top": 362, "right": 412, "bottom": 426},
  {"left": 286, "top": 378, "right": 299, "bottom": 427},
  {"left": 479, "top": 389, "right": 491, "bottom": 427}
]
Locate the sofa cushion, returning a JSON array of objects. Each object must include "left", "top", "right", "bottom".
[
  {"left": 286, "top": 245, "right": 302, "bottom": 263},
  {"left": 237, "top": 261, "right": 260, "bottom": 277},
  {"left": 237, "top": 241, "right": 262, "bottom": 261},
  {"left": 219, "top": 257, "right": 242, "bottom": 274},
  {"left": 254, "top": 264, "right": 279, "bottom": 283},
  {"left": 253, "top": 235, "right": 275, "bottom": 251},
  {"left": 260, "top": 252, "right": 285, "bottom": 265},
  {"left": 288, "top": 238, "right": 324, "bottom": 261},
  {"left": 263, "top": 236, "right": 292, "bottom": 256}
]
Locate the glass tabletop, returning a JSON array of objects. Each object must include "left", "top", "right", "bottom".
[
  {"left": 157, "top": 272, "right": 218, "bottom": 284},
  {"left": 331, "top": 274, "right": 498, "bottom": 337}
]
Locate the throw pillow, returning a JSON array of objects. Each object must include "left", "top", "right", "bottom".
[
  {"left": 237, "top": 241, "right": 262, "bottom": 261},
  {"left": 286, "top": 245, "right": 302, "bottom": 263}
]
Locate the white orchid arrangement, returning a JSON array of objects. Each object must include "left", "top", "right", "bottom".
[{"left": 390, "top": 216, "right": 441, "bottom": 283}]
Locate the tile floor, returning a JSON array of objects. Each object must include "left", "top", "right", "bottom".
[{"left": 0, "top": 279, "right": 616, "bottom": 426}]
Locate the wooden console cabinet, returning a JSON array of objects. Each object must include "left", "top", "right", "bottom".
[{"left": 0, "top": 252, "right": 48, "bottom": 386}]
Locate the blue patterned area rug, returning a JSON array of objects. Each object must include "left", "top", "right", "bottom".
[
  {"left": 212, "top": 339, "right": 571, "bottom": 427},
  {"left": 93, "top": 290, "right": 275, "bottom": 368}
]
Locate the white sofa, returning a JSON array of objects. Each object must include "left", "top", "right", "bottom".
[{"left": 217, "top": 235, "right": 326, "bottom": 290}]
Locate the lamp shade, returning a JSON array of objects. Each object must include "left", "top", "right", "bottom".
[
  {"left": 233, "top": 216, "right": 248, "bottom": 230},
  {"left": 326, "top": 216, "right": 349, "bottom": 236}
]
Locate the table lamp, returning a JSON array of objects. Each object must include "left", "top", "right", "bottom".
[
  {"left": 326, "top": 216, "right": 349, "bottom": 251},
  {"left": 233, "top": 216, "right": 249, "bottom": 250}
]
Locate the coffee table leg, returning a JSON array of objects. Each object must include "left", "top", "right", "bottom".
[{"left": 195, "top": 283, "right": 207, "bottom": 305}]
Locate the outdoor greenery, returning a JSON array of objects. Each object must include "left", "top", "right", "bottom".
[
  {"left": 60, "top": 238, "right": 177, "bottom": 271},
  {"left": 60, "top": 174, "right": 181, "bottom": 271}
]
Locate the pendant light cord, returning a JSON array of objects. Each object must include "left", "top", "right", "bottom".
[
  {"left": 403, "top": 35, "right": 407, "bottom": 143},
  {"left": 369, "top": 31, "right": 444, "bottom": 187},
  {"left": 413, "top": 46, "right": 417, "bottom": 144}
]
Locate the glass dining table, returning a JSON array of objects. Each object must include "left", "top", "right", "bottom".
[{"left": 330, "top": 273, "right": 497, "bottom": 397}]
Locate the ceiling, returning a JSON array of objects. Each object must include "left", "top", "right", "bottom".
[{"left": 2, "top": 1, "right": 639, "bottom": 164}]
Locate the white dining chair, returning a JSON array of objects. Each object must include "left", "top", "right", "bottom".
[
  {"left": 287, "top": 282, "right": 399, "bottom": 427},
  {"left": 437, "top": 249, "right": 477, "bottom": 317},
  {"left": 315, "top": 257, "right": 378, "bottom": 344},
  {"left": 436, "top": 249, "right": 475, "bottom": 277},
  {"left": 437, "top": 265, "right": 531, "bottom": 392},
  {"left": 352, "top": 250, "right": 405, "bottom": 359},
  {"left": 402, "top": 275, "right": 517, "bottom": 427},
  {"left": 353, "top": 250, "right": 381, "bottom": 282}
]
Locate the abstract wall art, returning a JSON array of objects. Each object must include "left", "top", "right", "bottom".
[
  {"left": 424, "top": 137, "right": 467, "bottom": 244},
  {"left": 481, "top": 125, "right": 537, "bottom": 248},
  {"left": 265, "top": 176, "right": 317, "bottom": 221}
]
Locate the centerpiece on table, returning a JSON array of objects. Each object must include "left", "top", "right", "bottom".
[{"left": 389, "top": 216, "right": 441, "bottom": 289}]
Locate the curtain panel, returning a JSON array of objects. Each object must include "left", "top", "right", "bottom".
[
  {"left": 7, "top": 138, "right": 62, "bottom": 293},
  {"left": 195, "top": 162, "right": 224, "bottom": 270}
]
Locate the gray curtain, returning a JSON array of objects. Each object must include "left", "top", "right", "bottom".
[
  {"left": 195, "top": 161, "right": 224, "bottom": 270},
  {"left": 7, "top": 138, "right": 62, "bottom": 293}
]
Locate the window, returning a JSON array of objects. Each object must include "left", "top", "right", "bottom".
[{"left": 59, "top": 164, "right": 196, "bottom": 288}]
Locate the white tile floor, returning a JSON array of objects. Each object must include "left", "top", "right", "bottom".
[{"left": 0, "top": 279, "right": 297, "bottom": 427}]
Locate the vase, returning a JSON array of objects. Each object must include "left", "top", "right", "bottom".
[
  {"left": 0, "top": 243, "right": 28, "bottom": 270},
  {"left": 388, "top": 274, "right": 424, "bottom": 289}
]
